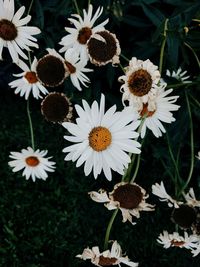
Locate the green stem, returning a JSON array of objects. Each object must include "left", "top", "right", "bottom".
[
  {"left": 189, "top": 94, "right": 200, "bottom": 109},
  {"left": 119, "top": 63, "right": 125, "bottom": 73},
  {"left": 27, "top": 99, "right": 35, "bottom": 150},
  {"left": 27, "top": 0, "right": 35, "bottom": 15},
  {"left": 159, "top": 18, "right": 169, "bottom": 75},
  {"left": 130, "top": 153, "right": 141, "bottom": 183},
  {"left": 120, "top": 53, "right": 129, "bottom": 62},
  {"left": 184, "top": 42, "right": 200, "bottom": 70},
  {"left": 73, "top": 0, "right": 80, "bottom": 15},
  {"left": 178, "top": 92, "right": 194, "bottom": 197},
  {"left": 166, "top": 82, "right": 196, "bottom": 89},
  {"left": 103, "top": 209, "right": 118, "bottom": 250}
]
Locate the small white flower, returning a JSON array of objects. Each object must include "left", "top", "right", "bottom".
[
  {"left": 62, "top": 94, "right": 141, "bottom": 181},
  {"left": 184, "top": 188, "right": 200, "bottom": 208},
  {"left": 128, "top": 83, "right": 180, "bottom": 138},
  {"left": 89, "top": 182, "right": 154, "bottom": 224},
  {"left": 76, "top": 241, "right": 138, "bottom": 267},
  {"left": 157, "top": 230, "right": 199, "bottom": 250},
  {"left": 166, "top": 67, "right": 191, "bottom": 83},
  {"left": 119, "top": 57, "right": 161, "bottom": 107},
  {"left": 9, "top": 58, "right": 48, "bottom": 100},
  {"left": 0, "top": 0, "right": 41, "bottom": 63},
  {"left": 59, "top": 4, "right": 108, "bottom": 62},
  {"left": 8, "top": 147, "right": 56, "bottom": 182},
  {"left": 152, "top": 181, "right": 180, "bottom": 208}
]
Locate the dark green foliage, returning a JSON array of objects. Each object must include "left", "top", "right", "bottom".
[{"left": 0, "top": 0, "right": 200, "bottom": 266}]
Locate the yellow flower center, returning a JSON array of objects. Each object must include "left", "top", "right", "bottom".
[
  {"left": 77, "top": 27, "right": 92, "bottom": 44},
  {"left": 0, "top": 19, "right": 18, "bottom": 41},
  {"left": 140, "top": 103, "right": 155, "bottom": 117},
  {"left": 89, "top": 127, "right": 112, "bottom": 152},
  {"left": 128, "top": 69, "right": 152, "bottom": 96},
  {"left": 24, "top": 71, "right": 38, "bottom": 84},
  {"left": 25, "top": 156, "right": 40, "bottom": 167}
]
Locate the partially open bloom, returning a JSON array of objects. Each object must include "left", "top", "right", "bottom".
[
  {"left": 129, "top": 83, "right": 180, "bottom": 138},
  {"left": 119, "top": 57, "right": 160, "bottom": 106},
  {"left": 166, "top": 67, "right": 191, "bottom": 83},
  {"left": 0, "top": 0, "right": 41, "bottom": 63},
  {"left": 76, "top": 241, "right": 138, "bottom": 267},
  {"left": 41, "top": 92, "right": 73, "bottom": 123},
  {"left": 87, "top": 30, "right": 121, "bottom": 66},
  {"left": 9, "top": 58, "right": 48, "bottom": 100},
  {"left": 89, "top": 182, "right": 154, "bottom": 224},
  {"left": 157, "top": 231, "right": 199, "bottom": 251},
  {"left": 59, "top": 4, "right": 108, "bottom": 62},
  {"left": 8, "top": 147, "right": 56, "bottom": 182},
  {"left": 62, "top": 94, "right": 141, "bottom": 181}
]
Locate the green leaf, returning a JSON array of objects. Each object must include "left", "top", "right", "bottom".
[
  {"left": 141, "top": 3, "right": 165, "bottom": 26},
  {"left": 122, "top": 15, "right": 151, "bottom": 27}
]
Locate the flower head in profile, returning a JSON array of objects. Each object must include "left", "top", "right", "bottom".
[
  {"left": 89, "top": 181, "right": 154, "bottom": 224},
  {"left": 59, "top": 4, "right": 108, "bottom": 62},
  {"left": 8, "top": 147, "right": 56, "bottom": 182},
  {"left": 87, "top": 30, "right": 121, "bottom": 66},
  {"left": 0, "top": 0, "right": 41, "bottom": 63},
  {"left": 128, "top": 83, "right": 180, "bottom": 138},
  {"left": 9, "top": 58, "right": 48, "bottom": 100},
  {"left": 157, "top": 231, "right": 199, "bottom": 251},
  {"left": 76, "top": 241, "right": 138, "bottom": 267},
  {"left": 62, "top": 94, "right": 141, "bottom": 181},
  {"left": 41, "top": 92, "right": 73, "bottom": 123},
  {"left": 166, "top": 67, "right": 191, "bottom": 83},
  {"left": 119, "top": 57, "right": 161, "bottom": 106}
]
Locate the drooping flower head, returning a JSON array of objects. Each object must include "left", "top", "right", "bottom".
[
  {"left": 89, "top": 181, "right": 154, "bottom": 224},
  {"left": 59, "top": 4, "right": 109, "bottom": 62},
  {"left": 8, "top": 147, "right": 56, "bottom": 182},
  {"left": 9, "top": 58, "right": 48, "bottom": 100},
  {"left": 62, "top": 94, "right": 141, "bottom": 180},
  {"left": 76, "top": 241, "right": 138, "bottom": 267},
  {"left": 0, "top": 0, "right": 41, "bottom": 63},
  {"left": 41, "top": 92, "right": 73, "bottom": 123},
  {"left": 87, "top": 30, "right": 121, "bottom": 66}
]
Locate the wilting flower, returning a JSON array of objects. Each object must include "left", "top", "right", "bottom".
[
  {"left": 62, "top": 94, "right": 141, "bottom": 181},
  {"left": 41, "top": 92, "right": 73, "bottom": 123},
  {"left": 0, "top": 0, "right": 40, "bottom": 63},
  {"left": 87, "top": 30, "right": 121, "bottom": 66},
  {"left": 119, "top": 57, "right": 161, "bottom": 106},
  {"left": 128, "top": 83, "right": 180, "bottom": 138},
  {"left": 157, "top": 231, "right": 199, "bottom": 251},
  {"left": 89, "top": 181, "right": 154, "bottom": 224},
  {"left": 9, "top": 58, "right": 48, "bottom": 100},
  {"left": 59, "top": 4, "right": 108, "bottom": 62},
  {"left": 166, "top": 68, "right": 191, "bottom": 83},
  {"left": 8, "top": 147, "right": 56, "bottom": 182},
  {"left": 76, "top": 241, "right": 138, "bottom": 267}
]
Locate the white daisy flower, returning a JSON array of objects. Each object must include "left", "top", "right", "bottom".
[
  {"left": 62, "top": 94, "right": 141, "bottom": 181},
  {"left": 152, "top": 181, "right": 180, "bottom": 208},
  {"left": 89, "top": 182, "right": 154, "bottom": 224},
  {"left": 184, "top": 188, "right": 200, "bottom": 208},
  {"left": 9, "top": 58, "right": 49, "bottom": 100},
  {"left": 76, "top": 240, "right": 138, "bottom": 267},
  {"left": 119, "top": 57, "right": 161, "bottom": 107},
  {"left": 8, "top": 147, "right": 56, "bottom": 182},
  {"left": 166, "top": 67, "right": 191, "bottom": 83},
  {"left": 0, "top": 0, "right": 41, "bottom": 63},
  {"left": 157, "top": 231, "right": 199, "bottom": 250},
  {"left": 59, "top": 4, "right": 109, "bottom": 62},
  {"left": 128, "top": 83, "right": 180, "bottom": 138}
]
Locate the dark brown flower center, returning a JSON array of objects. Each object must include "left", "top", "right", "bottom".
[
  {"left": 0, "top": 19, "right": 18, "bottom": 41},
  {"left": 171, "top": 240, "right": 185, "bottom": 247},
  {"left": 65, "top": 61, "right": 76, "bottom": 74},
  {"left": 87, "top": 31, "right": 117, "bottom": 63},
  {"left": 140, "top": 103, "right": 155, "bottom": 117},
  {"left": 41, "top": 92, "right": 71, "bottom": 123},
  {"left": 24, "top": 72, "right": 38, "bottom": 84},
  {"left": 98, "top": 256, "right": 117, "bottom": 266},
  {"left": 171, "top": 205, "right": 197, "bottom": 229},
  {"left": 113, "top": 184, "right": 143, "bottom": 209},
  {"left": 89, "top": 127, "right": 112, "bottom": 152},
  {"left": 25, "top": 156, "right": 40, "bottom": 167},
  {"left": 128, "top": 69, "right": 152, "bottom": 96},
  {"left": 36, "top": 55, "right": 66, "bottom": 87},
  {"left": 77, "top": 27, "right": 92, "bottom": 44}
]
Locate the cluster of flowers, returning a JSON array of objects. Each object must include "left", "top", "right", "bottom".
[{"left": 1, "top": 0, "right": 199, "bottom": 265}]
